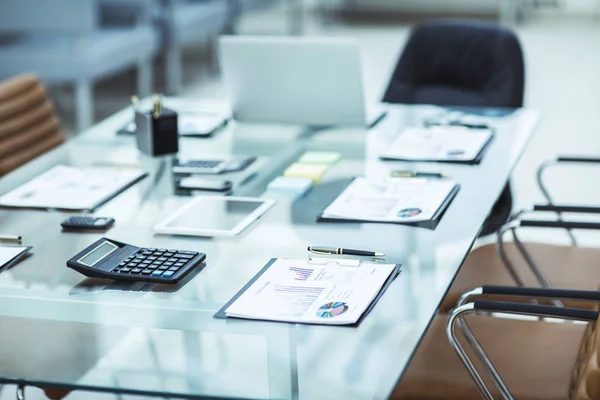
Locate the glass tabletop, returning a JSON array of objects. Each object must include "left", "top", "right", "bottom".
[{"left": 0, "top": 100, "right": 538, "bottom": 399}]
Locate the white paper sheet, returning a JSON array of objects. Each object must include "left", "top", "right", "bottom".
[
  {"left": 380, "top": 126, "right": 493, "bottom": 162},
  {"left": 321, "top": 177, "right": 457, "bottom": 223},
  {"left": 0, "top": 165, "right": 146, "bottom": 210},
  {"left": 225, "top": 258, "right": 397, "bottom": 325},
  {"left": 0, "top": 246, "right": 29, "bottom": 271}
]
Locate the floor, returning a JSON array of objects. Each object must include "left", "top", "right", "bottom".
[{"left": 6, "top": 3, "right": 600, "bottom": 400}]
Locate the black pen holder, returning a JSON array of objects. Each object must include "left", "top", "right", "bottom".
[{"left": 135, "top": 108, "right": 179, "bottom": 157}]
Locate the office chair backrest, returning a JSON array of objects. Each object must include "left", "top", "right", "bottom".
[
  {"left": 0, "top": 74, "right": 66, "bottom": 176},
  {"left": 0, "top": 0, "right": 98, "bottom": 33},
  {"left": 383, "top": 19, "right": 525, "bottom": 108}
]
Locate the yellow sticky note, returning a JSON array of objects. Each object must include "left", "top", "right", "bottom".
[{"left": 284, "top": 163, "right": 329, "bottom": 183}]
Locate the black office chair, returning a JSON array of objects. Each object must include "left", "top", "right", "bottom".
[{"left": 383, "top": 19, "right": 525, "bottom": 236}]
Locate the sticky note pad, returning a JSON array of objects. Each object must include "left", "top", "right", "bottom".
[
  {"left": 267, "top": 177, "right": 313, "bottom": 196},
  {"left": 298, "top": 151, "right": 341, "bottom": 165},
  {"left": 284, "top": 163, "right": 329, "bottom": 182}
]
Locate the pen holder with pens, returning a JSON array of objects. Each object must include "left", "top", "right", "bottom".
[{"left": 135, "top": 96, "right": 179, "bottom": 157}]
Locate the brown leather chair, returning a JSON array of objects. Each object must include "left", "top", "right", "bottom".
[
  {"left": 0, "top": 74, "right": 65, "bottom": 176},
  {"left": 440, "top": 240, "right": 600, "bottom": 311},
  {"left": 393, "top": 287, "right": 600, "bottom": 400},
  {"left": 439, "top": 156, "right": 600, "bottom": 313},
  {"left": 440, "top": 206, "right": 600, "bottom": 312}
]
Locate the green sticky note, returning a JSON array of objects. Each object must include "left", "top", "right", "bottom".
[{"left": 298, "top": 151, "right": 341, "bottom": 165}]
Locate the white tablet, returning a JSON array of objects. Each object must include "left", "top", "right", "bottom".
[{"left": 153, "top": 196, "right": 275, "bottom": 237}]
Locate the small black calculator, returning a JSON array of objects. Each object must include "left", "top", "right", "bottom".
[
  {"left": 67, "top": 237, "right": 206, "bottom": 284},
  {"left": 61, "top": 216, "right": 115, "bottom": 230}
]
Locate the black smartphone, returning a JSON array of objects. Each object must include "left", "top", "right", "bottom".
[{"left": 176, "top": 177, "right": 233, "bottom": 192}]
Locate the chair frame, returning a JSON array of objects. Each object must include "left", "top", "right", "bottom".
[
  {"left": 448, "top": 286, "right": 600, "bottom": 400},
  {"left": 492, "top": 156, "right": 600, "bottom": 297}
]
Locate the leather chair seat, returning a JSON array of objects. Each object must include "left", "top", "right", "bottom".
[
  {"left": 440, "top": 242, "right": 600, "bottom": 311},
  {"left": 392, "top": 315, "right": 587, "bottom": 400}
]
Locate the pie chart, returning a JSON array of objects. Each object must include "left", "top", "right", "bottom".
[
  {"left": 397, "top": 208, "right": 422, "bottom": 218},
  {"left": 316, "top": 301, "right": 349, "bottom": 318}
]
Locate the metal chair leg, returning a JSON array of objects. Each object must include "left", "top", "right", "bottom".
[
  {"left": 166, "top": 46, "right": 183, "bottom": 95},
  {"left": 497, "top": 218, "right": 564, "bottom": 307},
  {"left": 446, "top": 305, "right": 497, "bottom": 400},
  {"left": 74, "top": 80, "right": 94, "bottom": 133},
  {"left": 16, "top": 385, "right": 25, "bottom": 400},
  {"left": 286, "top": 0, "right": 304, "bottom": 36},
  {"left": 536, "top": 160, "right": 577, "bottom": 246},
  {"left": 457, "top": 315, "right": 512, "bottom": 399},
  {"left": 137, "top": 57, "right": 153, "bottom": 99},
  {"left": 496, "top": 221, "right": 527, "bottom": 287}
]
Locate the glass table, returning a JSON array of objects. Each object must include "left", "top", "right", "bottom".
[{"left": 0, "top": 100, "right": 538, "bottom": 399}]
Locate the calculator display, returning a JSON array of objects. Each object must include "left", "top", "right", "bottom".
[{"left": 78, "top": 241, "right": 118, "bottom": 266}]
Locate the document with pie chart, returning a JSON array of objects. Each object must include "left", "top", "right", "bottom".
[
  {"left": 319, "top": 177, "right": 459, "bottom": 224},
  {"left": 380, "top": 126, "right": 493, "bottom": 163},
  {"left": 217, "top": 258, "right": 400, "bottom": 325}
]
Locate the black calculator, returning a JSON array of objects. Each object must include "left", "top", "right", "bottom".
[
  {"left": 67, "top": 237, "right": 206, "bottom": 284},
  {"left": 61, "top": 216, "right": 115, "bottom": 230}
]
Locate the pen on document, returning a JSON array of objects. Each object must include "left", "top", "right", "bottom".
[
  {"left": 390, "top": 171, "right": 448, "bottom": 179},
  {"left": 0, "top": 234, "right": 22, "bottom": 242},
  {"left": 448, "top": 121, "right": 489, "bottom": 129},
  {"left": 89, "top": 161, "right": 143, "bottom": 168},
  {"left": 425, "top": 121, "right": 489, "bottom": 130},
  {"left": 308, "top": 246, "right": 384, "bottom": 258}
]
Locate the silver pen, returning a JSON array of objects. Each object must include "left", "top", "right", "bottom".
[{"left": 0, "top": 234, "right": 21, "bottom": 242}]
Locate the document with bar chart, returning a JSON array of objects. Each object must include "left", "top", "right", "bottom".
[{"left": 217, "top": 258, "right": 400, "bottom": 325}]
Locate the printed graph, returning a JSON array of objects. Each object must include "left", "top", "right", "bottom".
[
  {"left": 289, "top": 266, "right": 314, "bottom": 281},
  {"left": 273, "top": 285, "right": 324, "bottom": 317}
]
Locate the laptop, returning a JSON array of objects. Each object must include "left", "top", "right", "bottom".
[{"left": 218, "top": 36, "right": 386, "bottom": 127}]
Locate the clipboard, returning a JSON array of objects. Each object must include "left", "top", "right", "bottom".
[
  {"left": 0, "top": 165, "right": 148, "bottom": 212},
  {"left": 316, "top": 178, "right": 460, "bottom": 230},
  {"left": 214, "top": 258, "right": 402, "bottom": 327},
  {"left": 379, "top": 128, "right": 495, "bottom": 165},
  {"left": 0, "top": 246, "right": 32, "bottom": 274}
]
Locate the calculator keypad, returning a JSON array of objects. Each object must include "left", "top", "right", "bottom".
[
  {"left": 185, "top": 161, "right": 222, "bottom": 168},
  {"left": 112, "top": 248, "right": 199, "bottom": 279},
  {"left": 67, "top": 217, "right": 95, "bottom": 225}
]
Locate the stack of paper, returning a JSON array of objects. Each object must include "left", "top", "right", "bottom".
[
  {"left": 219, "top": 258, "right": 399, "bottom": 325},
  {"left": 0, "top": 165, "right": 147, "bottom": 211},
  {"left": 320, "top": 177, "right": 458, "bottom": 223},
  {"left": 380, "top": 126, "right": 493, "bottom": 162}
]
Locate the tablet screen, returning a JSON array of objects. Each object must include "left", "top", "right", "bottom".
[{"left": 163, "top": 198, "right": 266, "bottom": 231}]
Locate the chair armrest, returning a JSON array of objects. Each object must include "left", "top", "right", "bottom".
[
  {"left": 472, "top": 300, "right": 599, "bottom": 321},
  {"left": 536, "top": 156, "right": 600, "bottom": 234},
  {"left": 457, "top": 285, "right": 600, "bottom": 307},
  {"left": 481, "top": 285, "right": 600, "bottom": 301},
  {"left": 519, "top": 219, "right": 600, "bottom": 230},
  {"left": 533, "top": 204, "right": 600, "bottom": 214},
  {"left": 557, "top": 155, "right": 600, "bottom": 164}
]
